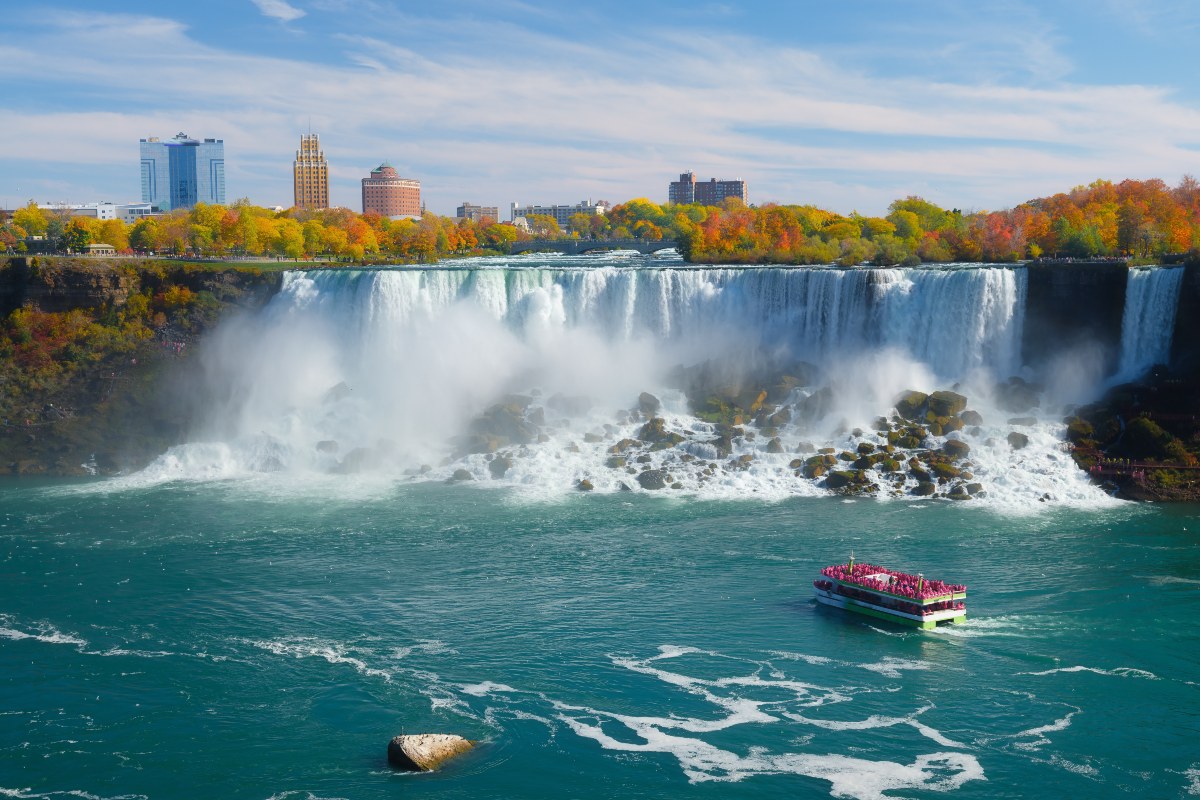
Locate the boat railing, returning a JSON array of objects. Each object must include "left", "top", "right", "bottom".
[{"left": 821, "top": 563, "right": 966, "bottom": 602}]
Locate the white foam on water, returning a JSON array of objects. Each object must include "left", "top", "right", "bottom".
[
  {"left": 541, "top": 645, "right": 985, "bottom": 797},
  {"left": 0, "top": 791, "right": 148, "bottom": 800},
  {"left": 855, "top": 657, "right": 936, "bottom": 679},
  {"left": 1140, "top": 575, "right": 1200, "bottom": 587},
  {"left": 1047, "top": 754, "right": 1100, "bottom": 778},
  {"left": 459, "top": 681, "right": 520, "bottom": 697},
  {"left": 558, "top": 712, "right": 984, "bottom": 798},
  {"left": 784, "top": 705, "right": 966, "bottom": 748},
  {"left": 1019, "top": 665, "right": 1158, "bottom": 679},
  {"left": 390, "top": 640, "right": 456, "bottom": 659},
  {"left": 769, "top": 650, "right": 834, "bottom": 666},
  {"left": 0, "top": 615, "right": 88, "bottom": 648},
  {"left": 1012, "top": 710, "right": 1078, "bottom": 751},
  {"left": 929, "top": 615, "right": 1040, "bottom": 639},
  {"left": 1184, "top": 766, "right": 1200, "bottom": 795},
  {"left": 242, "top": 637, "right": 392, "bottom": 682}
]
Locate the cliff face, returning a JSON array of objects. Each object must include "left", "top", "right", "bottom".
[
  {"left": 0, "top": 258, "right": 138, "bottom": 314},
  {"left": 0, "top": 257, "right": 281, "bottom": 315},
  {"left": 0, "top": 257, "right": 281, "bottom": 476},
  {"left": 1170, "top": 262, "right": 1200, "bottom": 371},
  {"left": 1021, "top": 263, "right": 1128, "bottom": 374}
]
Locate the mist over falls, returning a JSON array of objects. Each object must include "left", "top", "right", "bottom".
[{"left": 141, "top": 258, "right": 1185, "bottom": 509}]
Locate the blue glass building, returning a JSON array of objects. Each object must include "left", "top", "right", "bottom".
[{"left": 139, "top": 133, "right": 226, "bottom": 210}]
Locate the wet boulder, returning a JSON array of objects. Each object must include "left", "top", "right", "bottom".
[
  {"left": 470, "top": 403, "right": 537, "bottom": 445},
  {"left": 387, "top": 734, "right": 474, "bottom": 772},
  {"left": 894, "top": 390, "right": 928, "bottom": 421},
  {"left": 960, "top": 409, "right": 984, "bottom": 426},
  {"left": 928, "top": 391, "right": 967, "bottom": 418},
  {"left": 637, "top": 469, "right": 668, "bottom": 490},
  {"left": 942, "top": 440, "right": 971, "bottom": 460},
  {"left": 489, "top": 456, "right": 513, "bottom": 479},
  {"left": 797, "top": 386, "right": 835, "bottom": 421},
  {"left": 1007, "top": 432, "right": 1030, "bottom": 450},
  {"left": 637, "top": 391, "right": 661, "bottom": 416},
  {"left": 912, "top": 481, "right": 937, "bottom": 496}
]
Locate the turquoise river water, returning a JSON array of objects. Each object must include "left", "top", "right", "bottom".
[
  {"left": 3, "top": 256, "right": 1199, "bottom": 798},
  {"left": 2, "top": 479, "right": 1198, "bottom": 799}
]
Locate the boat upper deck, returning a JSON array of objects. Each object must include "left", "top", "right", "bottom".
[{"left": 820, "top": 563, "right": 966, "bottom": 604}]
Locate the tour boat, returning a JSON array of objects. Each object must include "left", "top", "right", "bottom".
[{"left": 812, "top": 557, "right": 966, "bottom": 629}]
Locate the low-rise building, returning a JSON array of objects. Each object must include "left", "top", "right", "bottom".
[
  {"left": 456, "top": 203, "right": 499, "bottom": 223},
  {"left": 668, "top": 171, "right": 747, "bottom": 205},
  {"left": 509, "top": 200, "right": 609, "bottom": 231},
  {"left": 38, "top": 202, "right": 157, "bottom": 225}
]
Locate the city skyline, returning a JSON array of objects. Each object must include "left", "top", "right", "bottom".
[{"left": 1, "top": 2, "right": 1199, "bottom": 216}]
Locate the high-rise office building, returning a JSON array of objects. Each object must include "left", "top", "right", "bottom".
[
  {"left": 361, "top": 164, "right": 421, "bottom": 218},
  {"left": 293, "top": 134, "right": 330, "bottom": 210},
  {"left": 140, "top": 133, "right": 225, "bottom": 211},
  {"left": 668, "top": 171, "right": 747, "bottom": 206}
]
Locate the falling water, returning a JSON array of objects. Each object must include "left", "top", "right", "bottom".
[{"left": 1115, "top": 267, "right": 1184, "bottom": 382}]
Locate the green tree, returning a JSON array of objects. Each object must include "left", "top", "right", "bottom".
[{"left": 63, "top": 218, "right": 92, "bottom": 252}]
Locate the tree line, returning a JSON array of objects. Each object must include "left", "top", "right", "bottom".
[{"left": 2, "top": 176, "right": 1198, "bottom": 264}]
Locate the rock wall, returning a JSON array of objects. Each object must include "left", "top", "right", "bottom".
[
  {"left": 0, "top": 257, "right": 282, "bottom": 315},
  {"left": 0, "top": 257, "right": 137, "bottom": 314},
  {"left": 1021, "top": 262, "right": 1128, "bottom": 374},
  {"left": 1171, "top": 261, "right": 1200, "bottom": 371}
]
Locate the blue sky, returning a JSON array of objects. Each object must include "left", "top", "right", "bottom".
[{"left": 2, "top": 0, "right": 1199, "bottom": 216}]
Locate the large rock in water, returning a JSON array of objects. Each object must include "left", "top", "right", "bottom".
[
  {"left": 894, "top": 390, "right": 928, "bottom": 421},
  {"left": 928, "top": 391, "right": 967, "bottom": 418},
  {"left": 387, "top": 734, "right": 473, "bottom": 771},
  {"left": 637, "top": 391, "right": 661, "bottom": 416},
  {"left": 942, "top": 439, "right": 971, "bottom": 460},
  {"left": 637, "top": 469, "right": 668, "bottom": 490}
]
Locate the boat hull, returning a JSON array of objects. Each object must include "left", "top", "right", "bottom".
[{"left": 813, "top": 586, "right": 966, "bottom": 630}]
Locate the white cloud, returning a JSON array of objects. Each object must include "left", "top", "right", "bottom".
[
  {"left": 249, "top": 0, "right": 306, "bottom": 23},
  {"left": 1, "top": 6, "right": 1198, "bottom": 214}
]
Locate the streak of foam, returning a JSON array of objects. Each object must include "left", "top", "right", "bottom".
[
  {"left": 769, "top": 650, "right": 834, "bottom": 666},
  {"left": 545, "top": 646, "right": 983, "bottom": 798},
  {"left": 1184, "top": 767, "right": 1200, "bottom": 796},
  {"left": 1012, "top": 710, "right": 1079, "bottom": 751},
  {"left": 241, "top": 637, "right": 393, "bottom": 682},
  {"left": 460, "top": 681, "right": 519, "bottom": 697},
  {"left": 0, "top": 615, "right": 88, "bottom": 648},
  {"left": 1047, "top": 754, "right": 1100, "bottom": 778},
  {"left": 0, "top": 789, "right": 149, "bottom": 800},
  {"left": 855, "top": 657, "right": 936, "bottom": 679},
  {"left": 784, "top": 705, "right": 966, "bottom": 748},
  {"left": 928, "top": 615, "right": 1037, "bottom": 639},
  {"left": 558, "top": 713, "right": 984, "bottom": 799},
  {"left": 1019, "top": 665, "right": 1158, "bottom": 679}
]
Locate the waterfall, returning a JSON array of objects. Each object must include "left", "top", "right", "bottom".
[
  {"left": 1116, "top": 267, "right": 1184, "bottom": 382},
  {"left": 271, "top": 265, "right": 1022, "bottom": 376},
  {"left": 125, "top": 258, "right": 1119, "bottom": 512}
]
